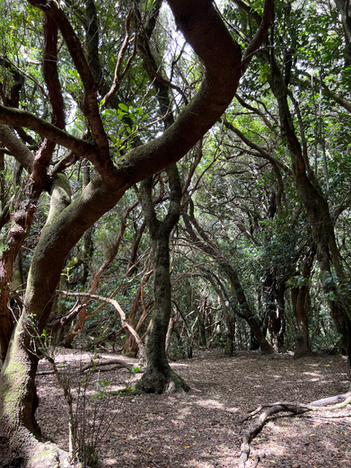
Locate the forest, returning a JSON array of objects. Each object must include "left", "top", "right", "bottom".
[{"left": 0, "top": 0, "right": 351, "bottom": 466}]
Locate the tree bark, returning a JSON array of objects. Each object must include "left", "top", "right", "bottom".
[
  {"left": 267, "top": 46, "right": 351, "bottom": 362},
  {"left": 263, "top": 273, "right": 286, "bottom": 353},
  {"left": 136, "top": 166, "right": 190, "bottom": 393},
  {"left": 0, "top": 174, "right": 79, "bottom": 467}
]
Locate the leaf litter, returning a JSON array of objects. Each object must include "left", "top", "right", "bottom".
[{"left": 36, "top": 349, "right": 351, "bottom": 467}]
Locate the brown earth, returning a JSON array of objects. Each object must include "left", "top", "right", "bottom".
[{"left": 35, "top": 348, "right": 351, "bottom": 468}]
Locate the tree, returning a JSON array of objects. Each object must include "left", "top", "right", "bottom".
[
  {"left": 218, "top": 0, "right": 351, "bottom": 361},
  {"left": 182, "top": 199, "right": 274, "bottom": 355},
  {"left": 0, "top": 0, "right": 274, "bottom": 466},
  {"left": 137, "top": 165, "right": 190, "bottom": 393}
]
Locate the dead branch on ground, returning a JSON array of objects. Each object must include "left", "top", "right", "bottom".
[
  {"left": 238, "top": 391, "right": 351, "bottom": 468},
  {"left": 80, "top": 358, "right": 143, "bottom": 373}
]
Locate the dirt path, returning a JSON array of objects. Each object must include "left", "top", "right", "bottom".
[{"left": 36, "top": 349, "right": 351, "bottom": 468}]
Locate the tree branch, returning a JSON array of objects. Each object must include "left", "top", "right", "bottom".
[
  {"left": 0, "top": 125, "right": 33, "bottom": 172},
  {"left": 56, "top": 290, "right": 146, "bottom": 360}
]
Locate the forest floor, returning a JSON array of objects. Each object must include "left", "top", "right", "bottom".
[{"left": 35, "top": 348, "right": 351, "bottom": 468}]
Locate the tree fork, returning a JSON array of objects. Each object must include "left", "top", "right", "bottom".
[{"left": 0, "top": 0, "right": 275, "bottom": 464}]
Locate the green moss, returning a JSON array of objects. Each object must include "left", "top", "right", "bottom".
[{"left": 0, "top": 335, "right": 30, "bottom": 423}]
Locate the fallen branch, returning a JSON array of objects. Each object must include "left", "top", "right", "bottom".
[
  {"left": 80, "top": 358, "right": 142, "bottom": 373},
  {"left": 238, "top": 391, "right": 351, "bottom": 468},
  {"left": 309, "top": 391, "right": 351, "bottom": 409},
  {"left": 238, "top": 402, "right": 309, "bottom": 468}
]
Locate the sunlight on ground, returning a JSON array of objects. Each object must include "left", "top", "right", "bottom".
[
  {"left": 196, "top": 398, "right": 239, "bottom": 413},
  {"left": 252, "top": 421, "right": 347, "bottom": 466},
  {"left": 302, "top": 371, "right": 323, "bottom": 382},
  {"left": 183, "top": 443, "right": 238, "bottom": 468},
  {"left": 48, "top": 350, "right": 93, "bottom": 363}
]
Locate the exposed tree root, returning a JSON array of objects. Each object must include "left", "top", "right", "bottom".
[
  {"left": 238, "top": 391, "right": 351, "bottom": 468},
  {"left": 134, "top": 366, "right": 190, "bottom": 394}
]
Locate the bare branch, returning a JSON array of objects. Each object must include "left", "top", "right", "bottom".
[
  {"left": 103, "top": 8, "right": 138, "bottom": 106},
  {"left": 56, "top": 290, "right": 146, "bottom": 360}
]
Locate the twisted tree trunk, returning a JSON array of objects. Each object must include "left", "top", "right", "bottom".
[{"left": 136, "top": 166, "right": 190, "bottom": 393}]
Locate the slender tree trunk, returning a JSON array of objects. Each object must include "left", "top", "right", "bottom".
[
  {"left": 136, "top": 166, "right": 189, "bottom": 393},
  {"left": 268, "top": 52, "right": 351, "bottom": 362},
  {"left": 225, "top": 315, "right": 236, "bottom": 356},
  {"left": 292, "top": 286, "right": 311, "bottom": 357},
  {"left": 198, "top": 296, "right": 208, "bottom": 347},
  {"left": 183, "top": 211, "right": 274, "bottom": 354},
  {"left": 291, "top": 247, "right": 315, "bottom": 358}
]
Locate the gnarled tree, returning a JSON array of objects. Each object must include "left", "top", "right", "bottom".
[{"left": 0, "top": 0, "right": 274, "bottom": 466}]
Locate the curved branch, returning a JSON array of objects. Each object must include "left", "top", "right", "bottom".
[
  {"left": 0, "top": 125, "right": 33, "bottom": 172},
  {"left": 239, "top": 402, "right": 309, "bottom": 468},
  {"left": 235, "top": 93, "right": 277, "bottom": 132},
  {"left": 28, "top": 0, "right": 110, "bottom": 160},
  {"left": 242, "top": 0, "right": 274, "bottom": 72},
  {"left": 56, "top": 290, "right": 146, "bottom": 360},
  {"left": 238, "top": 392, "right": 351, "bottom": 468},
  {"left": 163, "top": 164, "right": 182, "bottom": 233},
  {"left": 0, "top": 106, "right": 96, "bottom": 155}
]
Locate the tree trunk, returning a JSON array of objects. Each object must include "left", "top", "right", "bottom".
[
  {"left": 292, "top": 286, "right": 312, "bottom": 357},
  {"left": 291, "top": 247, "right": 315, "bottom": 358},
  {"left": 268, "top": 285, "right": 285, "bottom": 353},
  {"left": 225, "top": 315, "right": 236, "bottom": 356},
  {"left": 263, "top": 272, "right": 286, "bottom": 353},
  {"left": 136, "top": 230, "right": 189, "bottom": 393},
  {"left": 136, "top": 167, "right": 189, "bottom": 393},
  {"left": 0, "top": 315, "right": 79, "bottom": 468},
  {"left": 198, "top": 296, "right": 208, "bottom": 347},
  {"left": 268, "top": 51, "right": 351, "bottom": 363},
  {"left": 0, "top": 174, "right": 78, "bottom": 467}
]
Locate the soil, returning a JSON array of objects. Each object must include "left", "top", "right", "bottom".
[{"left": 35, "top": 348, "right": 351, "bottom": 468}]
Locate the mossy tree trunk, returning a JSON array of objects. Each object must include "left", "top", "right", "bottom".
[
  {"left": 136, "top": 166, "right": 190, "bottom": 393},
  {"left": 0, "top": 174, "right": 79, "bottom": 467}
]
